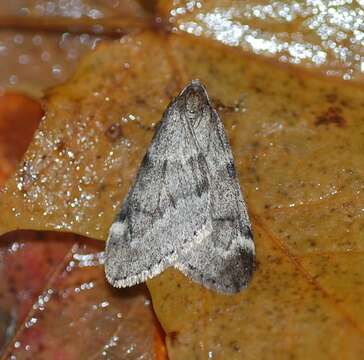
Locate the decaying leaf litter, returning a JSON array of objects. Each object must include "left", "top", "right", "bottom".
[{"left": 1, "top": 0, "right": 364, "bottom": 359}]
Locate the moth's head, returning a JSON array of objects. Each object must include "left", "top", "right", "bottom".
[{"left": 179, "top": 80, "right": 211, "bottom": 122}]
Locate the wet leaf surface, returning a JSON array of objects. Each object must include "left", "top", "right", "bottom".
[
  {"left": 1, "top": 1, "right": 364, "bottom": 359},
  {"left": 0, "top": 231, "right": 74, "bottom": 351},
  {"left": 0, "top": 30, "right": 105, "bottom": 97},
  {"left": 158, "top": 0, "right": 364, "bottom": 82},
  {"left": 0, "top": 1, "right": 154, "bottom": 96},
  {"left": 0, "top": 233, "right": 164, "bottom": 359},
  {"left": 2, "top": 241, "right": 160, "bottom": 359},
  {"left": 0, "top": 32, "right": 176, "bottom": 239},
  {"left": 0, "top": 92, "right": 165, "bottom": 359},
  {"left": 151, "top": 35, "right": 364, "bottom": 359},
  {"left": 0, "top": 0, "right": 149, "bottom": 19}
]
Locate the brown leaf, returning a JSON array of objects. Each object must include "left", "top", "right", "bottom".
[
  {"left": 0, "top": 91, "right": 165, "bottom": 359},
  {"left": 158, "top": 0, "right": 364, "bottom": 82},
  {"left": 0, "top": 0, "right": 149, "bottom": 19},
  {"left": 0, "top": 32, "right": 177, "bottom": 238},
  {"left": 1, "top": 9, "right": 364, "bottom": 360},
  {"left": 0, "top": 1, "right": 153, "bottom": 97},
  {"left": 0, "top": 30, "right": 111, "bottom": 97},
  {"left": 149, "top": 35, "right": 364, "bottom": 359}
]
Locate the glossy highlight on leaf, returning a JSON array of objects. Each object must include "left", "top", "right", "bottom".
[
  {"left": 1, "top": 1, "right": 364, "bottom": 359},
  {"left": 0, "top": 89, "right": 166, "bottom": 359}
]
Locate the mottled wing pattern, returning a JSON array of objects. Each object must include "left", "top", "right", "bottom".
[
  {"left": 105, "top": 85, "right": 210, "bottom": 287},
  {"left": 175, "top": 102, "right": 255, "bottom": 293},
  {"left": 105, "top": 80, "right": 255, "bottom": 293}
]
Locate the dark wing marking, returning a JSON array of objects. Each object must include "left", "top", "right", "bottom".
[
  {"left": 105, "top": 80, "right": 255, "bottom": 293},
  {"left": 105, "top": 85, "right": 210, "bottom": 287},
  {"left": 175, "top": 89, "right": 255, "bottom": 293}
]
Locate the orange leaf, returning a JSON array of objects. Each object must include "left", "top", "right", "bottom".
[{"left": 0, "top": 93, "right": 42, "bottom": 182}]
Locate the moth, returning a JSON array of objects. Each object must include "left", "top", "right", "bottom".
[{"left": 105, "top": 80, "right": 255, "bottom": 293}]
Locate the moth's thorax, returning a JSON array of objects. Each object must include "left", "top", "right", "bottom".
[
  {"left": 185, "top": 87, "right": 205, "bottom": 117},
  {"left": 181, "top": 82, "right": 209, "bottom": 119},
  {"left": 176, "top": 82, "right": 213, "bottom": 154}
]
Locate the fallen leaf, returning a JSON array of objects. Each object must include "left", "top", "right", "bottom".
[
  {"left": 151, "top": 35, "right": 364, "bottom": 359},
  {"left": 0, "top": 30, "right": 105, "bottom": 97},
  {"left": 0, "top": 1, "right": 153, "bottom": 96},
  {"left": 0, "top": 231, "right": 75, "bottom": 351},
  {"left": 0, "top": 32, "right": 177, "bottom": 239},
  {"left": 0, "top": 93, "right": 43, "bottom": 181},
  {"left": 1, "top": 4, "right": 364, "bottom": 360},
  {"left": 158, "top": 0, "right": 364, "bottom": 82},
  {"left": 0, "top": 0, "right": 150, "bottom": 19},
  {"left": 0, "top": 91, "right": 165, "bottom": 359},
  {"left": 1, "top": 239, "right": 162, "bottom": 359}
]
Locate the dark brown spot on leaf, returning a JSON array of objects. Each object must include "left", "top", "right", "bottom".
[
  {"left": 315, "top": 106, "right": 345, "bottom": 127},
  {"left": 105, "top": 123, "right": 123, "bottom": 142},
  {"left": 54, "top": 139, "right": 65, "bottom": 151},
  {"left": 168, "top": 331, "right": 180, "bottom": 346}
]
